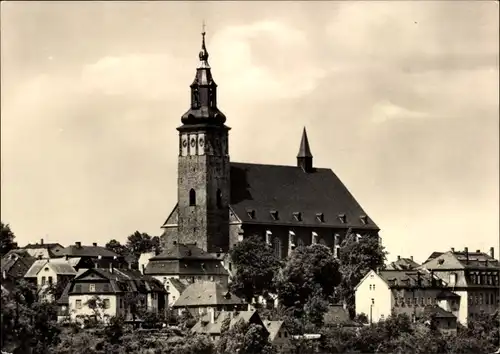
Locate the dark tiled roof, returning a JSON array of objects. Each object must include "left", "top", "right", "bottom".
[
  {"left": 60, "top": 245, "right": 120, "bottom": 258},
  {"left": 378, "top": 270, "right": 443, "bottom": 288},
  {"left": 71, "top": 268, "right": 166, "bottom": 294},
  {"left": 323, "top": 305, "right": 359, "bottom": 327},
  {"left": 145, "top": 258, "right": 228, "bottom": 276},
  {"left": 173, "top": 281, "right": 245, "bottom": 307},
  {"left": 229, "top": 162, "right": 378, "bottom": 229},
  {"left": 386, "top": 258, "right": 421, "bottom": 271},
  {"left": 170, "top": 278, "right": 187, "bottom": 293},
  {"left": 151, "top": 243, "right": 220, "bottom": 261},
  {"left": 191, "top": 310, "right": 262, "bottom": 335},
  {"left": 423, "top": 305, "right": 456, "bottom": 319},
  {"left": 436, "top": 290, "right": 460, "bottom": 299},
  {"left": 24, "top": 243, "right": 63, "bottom": 250},
  {"left": 1, "top": 250, "right": 36, "bottom": 277},
  {"left": 422, "top": 251, "right": 500, "bottom": 270}
]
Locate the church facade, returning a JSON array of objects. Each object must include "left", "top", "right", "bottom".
[{"left": 160, "top": 31, "right": 380, "bottom": 259}]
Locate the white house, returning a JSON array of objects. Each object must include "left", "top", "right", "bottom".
[{"left": 355, "top": 269, "right": 457, "bottom": 325}]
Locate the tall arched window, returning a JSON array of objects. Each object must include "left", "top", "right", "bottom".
[
  {"left": 273, "top": 237, "right": 282, "bottom": 259},
  {"left": 189, "top": 189, "right": 196, "bottom": 206},
  {"left": 216, "top": 189, "right": 222, "bottom": 209}
]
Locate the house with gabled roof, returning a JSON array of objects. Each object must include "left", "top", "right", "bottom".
[
  {"left": 158, "top": 31, "right": 380, "bottom": 265},
  {"left": 24, "top": 258, "right": 78, "bottom": 302},
  {"left": 66, "top": 267, "right": 167, "bottom": 323},
  {"left": 386, "top": 255, "right": 420, "bottom": 271},
  {"left": 144, "top": 242, "right": 229, "bottom": 301},
  {"left": 22, "top": 239, "right": 64, "bottom": 259},
  {"left": 191, "top": 309, "right": 267, "bottom": 342},
  {"left": 355, "top": 269, "right": 451, "bottom": 324},
  {"left": 172, "top": 280, "right": 248, "bottom": 317},
  {"left": 58, "top": 242, "right": 126, "bottom": 268},
  {"left": 263, "top": 320, "right": 292, "bottom": 350},
  {"left": 420, "top": 247, "right": 499, "bottom": 324},
  {"left": 1, "top": 249, "right": 36, "bottom": 294}
]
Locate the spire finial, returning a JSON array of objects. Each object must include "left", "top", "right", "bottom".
[{"left": 199, "top": 20, "right": 209, "bottom": 63}]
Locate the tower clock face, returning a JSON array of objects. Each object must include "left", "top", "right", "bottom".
[
  {"left": 198, "top": 137, "right": 204, "bottom": 147},
  {"left": 191, "top": 138, "right": 196, "bottom": 147},
  {"left": 182, "top": 139, "right": 188, "bottom": 147}
]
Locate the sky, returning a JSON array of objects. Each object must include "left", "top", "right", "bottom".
[{"left": 1, "top": 1, "right": 498, "bottom": 263}]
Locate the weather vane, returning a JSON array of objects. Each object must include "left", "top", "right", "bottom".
[{"left": 202, "top": 20, "right": 206, "bottom": 35}]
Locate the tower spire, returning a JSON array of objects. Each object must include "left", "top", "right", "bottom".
[
  {"left": 297, "top": 127, "right": 314, "bottom": 172},
  {"left": 181, "top": 26, "right": 226, "bottom": 126}
]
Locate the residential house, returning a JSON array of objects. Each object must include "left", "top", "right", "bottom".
[
  {"left": 168, "top": 278, "right": 187, "bottom": 306},
  {"left": 355, "top": 269, "right": 450, "bottom": 324},
  {"left": 420, "top": 247, "right": 499, "bottom": 324},
  {"left": 191, "top": 309, "right": 267, "bottom": 342},
  {"left": 386, "top": 255, "right": 420, "bottom": 271},
  {"left": 58, "top": 242, "right": 126, "bottom": 268},
  {"left": 423, "top": 305, "right": 458, "bottom": 334},
  {"left": 264, "top": 320, "right": 292, "bottom": 350},
  {"left": 66, "top": 267, "right": 167, "bottom": 323},
  {"left": 145, "top": 243, "right": 230, "bottom": 292},
  {"left": 22, "top": 239, "right": 64, "bottom": 259},
  {"left": 1, "top": 249, "right": 36, "bottom": 294},
  {"left": 323, "top": 304, "right": 362, "bottom": 328},
  {"left": 24, "top": 258, "right": 78, "bottom": 302},
  {"left": 172, "top": 281, "right": 248, "bottom": 317}
]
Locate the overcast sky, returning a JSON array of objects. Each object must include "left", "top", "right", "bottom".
[{"left": 1, "top": 1, "right": 498, "bottom": 262}]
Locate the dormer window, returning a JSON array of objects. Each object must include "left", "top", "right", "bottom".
[
  {"left": 338, "top": 214, "right": 347, "bottom": 224},
  {"left": 293, "top": 212, "right": 302, "bottom": 221},
  {"left": 270, "top": 210, "right": 279, "bottom": 221},
  {"left": 247, "top": 209, "right": 256, "bottom": 219},
  {"left": 316, "top": 213, "right": 324, "bottom": 223},
  {"left": 360, "top": 215, "right": 368, "bottom": 225}
]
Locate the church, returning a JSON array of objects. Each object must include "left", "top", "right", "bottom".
[{"left": 159, "top": 31, "right": 380, "bottom": 260}]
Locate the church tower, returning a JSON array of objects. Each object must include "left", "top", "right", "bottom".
[{"left": 176, "top": 30, "right": 231, "bottom": 253}]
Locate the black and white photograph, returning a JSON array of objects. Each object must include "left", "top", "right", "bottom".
[{"left": 1, "top": 1, "right": 499, "bottom": 353}]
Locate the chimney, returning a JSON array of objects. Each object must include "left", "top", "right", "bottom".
[
  {"left": 209, "top": 309, "right": 215, "bottom": 324},
  {"left": 40, "top": 238, "right": 44, "bottom": 245},
  {"left": 410, "top": 256, "right": 414, "bottom": 261},
  {"left": 92, "top": 243, "right": 97, "bottom": 247},
  {"left": 490, "top": 247, "right": 495, "bottom": 259},
  {"left": 75, "top": 241, "right": 81, "bottom": 248},
  {"left": 12, "top": 242, "right": 18, "bottom": 249},
  {"left": 476, "top": 249, "right": 481, "bottom": 253},
  {"left": 397, "top": 255, "right": 401, "bottom": 261},
  {"left": 451, "top": 247, "right": 455, "bottom": 252},
  {"left": 141, "top": 264, "right": 146, "bottom": 275},
  {"left": 464, "top": 247, "right": 469, "bottom": 264},
  {"left": 109, "top": 262, "right": 114, "bottom": 273}
]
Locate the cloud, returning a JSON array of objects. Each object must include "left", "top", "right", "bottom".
[{"left": 370, "top": 101, "right": 430, "bottom": 124}]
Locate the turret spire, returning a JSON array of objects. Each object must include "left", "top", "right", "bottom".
[{"left": 297, "top": 127, "right": 314, "bottom": 172}]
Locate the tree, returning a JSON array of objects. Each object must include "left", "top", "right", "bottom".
[
  {"left": 229, "top": 235, "right": 281, "bottom": 303},
  {"left": 1, "top": 221, "right": 16, "bottom": 256},
  {"left": 123, "top": 292, "right": 147, "bottom": 328},
  {"left": 216, "top": 319, "right": 276, "bottom": 354},
  {"left": 126, "top": 231, "right": 160, "bottom": 257},
  {"left": 105, "top": 239, "right": 128, "bottom": 256},
  {"left": 275, "top": 244, "right": 341, "bottom": 319},
  {"left": 336, "top": 233, "right": 387, "bottom": 317},
  {"left": 1, "top": 279, "right": 61, "bottom": 354}
]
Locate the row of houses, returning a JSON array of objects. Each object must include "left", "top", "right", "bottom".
[
  {"left": 355, "top": 247, "right": 499, "bottom": 331},
  {"left": 1, "top": 239, "right": 499, "bottom": 345}
]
